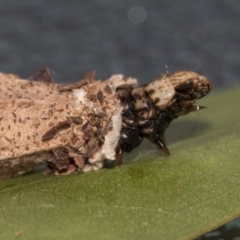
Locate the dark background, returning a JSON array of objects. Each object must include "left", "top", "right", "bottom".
[
  {"left": 0, "top": 0, "right": 240, "bottom": 89},
  {"left": 0, "top": 1, "right": 240, "bottom": 239}
]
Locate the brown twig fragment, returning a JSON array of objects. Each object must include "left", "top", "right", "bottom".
[{"left": 42, "top": 121, "right": 71, "bottom": 141}]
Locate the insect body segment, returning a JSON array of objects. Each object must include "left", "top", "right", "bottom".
[
  {"left": 116, "top": 71, "right": 212, "bottom": 164},
  {"left": 145, "top": 74, "right": 175, "bottom": 110}
]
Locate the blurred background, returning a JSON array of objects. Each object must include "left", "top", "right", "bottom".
[
  {"left": 0, "top": 0, "right": 240, "bottom": 89},
  {"left": 0, "top": 1, "right": 240, "bottom": 239}
]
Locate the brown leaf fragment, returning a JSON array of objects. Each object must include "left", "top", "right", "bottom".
[
  {"left": 46, "top": 147, "right": 70, "bottom": 172},
  {"left": 97, "top": 90, "right": 104, "bottom": 104},
  {"left": 104, "top": 84, "right": 112, "bottom": 94},
  {"left": 32, "top": 67, "right": 54, "bottom": 83},
  {"left": 58, "top": 79, "right": 88, "bottom": 92},
  {"left": 82, "top": 123, "right": 93, "bottom": 141},
  {"left": 87, "top": 138, "right": 99, "bottom": 158},
  {"left": 68, "top": 116, "right": 83, "bottom": 124},
  {"left": 88, "top": 94, "right": 97, "bottom": 102},
  {"left": 83, "top": 70, "right": 95, "bottom": 81},
  {"left": 102, "top": 118, "right": 113, "bottom": 135},
  {"left": 42, "top": 121, "right": 71, "bottom": 141},
  {"left": 69, "top": 136, "right": 85, "bottom": 149},
  {"left": 96, "top": 127, "right": 105, "bottom": 144}
]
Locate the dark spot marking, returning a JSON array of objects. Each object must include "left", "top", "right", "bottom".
[
  {"left": 148, "top": 89, "right": 155, "bottom": 95},
  {"left": 70, "top": 116, "right": 83, "bottom": 124},
  {"left": 48, "top": 109, "right": 54, "bottom": 116},
  {"left": 97, "top": 91, "right": 104, "bottom": 104},
  {"left": 49, "top": 103, "right": 56, "bottom": 108},
  {"left": 55, "top": 108, "right": 64, "bottom": 112},
  {"left": 12, "top": 112, "right": 17, "bottom": 118},
  {"left": 82, "top": 124, "right": 93, "bottom": 141},
  {"left": 154, "top": 97, "right": 160, "bottom": 104},
  {"left": 132, "top": 93, "right": 142, "bottom": 100},
  {"left": 4, "top": 137, "right": 12, "bottom": 143},
  {"left": 104, "top": 84, "right": 112, "bottom": 94},
  {"left": 88, "top": 94, "right": 97, "bottom": 102}
]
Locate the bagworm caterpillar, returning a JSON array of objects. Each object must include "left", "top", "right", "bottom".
[{"left": 0, "top": 68, "right": 212, "bottom": 179}]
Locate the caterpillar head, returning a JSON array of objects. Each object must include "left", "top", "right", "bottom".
[
  {"left": 170, "top": 71, "right": 212, "bottom": 99},
  {"left": 117, "top": 70, "right": 212, "bottom": 163},
  {"left": 145, "top": 71, "right": 212, "bottom": 115}
]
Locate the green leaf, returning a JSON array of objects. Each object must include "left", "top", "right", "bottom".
[{"left": 0, "top": 88, "right": 240, "bottom": 240}]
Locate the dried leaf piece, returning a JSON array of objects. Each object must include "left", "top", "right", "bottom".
[
  {"left": 32, "top": 67, "right": 55, "bottom": 83},
  {"left": 42, "top": 121, "right": 71, "bottom": 141}
]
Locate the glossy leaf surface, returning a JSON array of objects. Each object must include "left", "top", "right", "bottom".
[{"left": 0, "top": 88, "right": 239, "bottom": 240}]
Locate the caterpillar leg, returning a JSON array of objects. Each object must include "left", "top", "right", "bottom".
[
  {"left": 154, "top": 135, "right": 170, "bottom": 155},
  {"left": 115, "top": 149, "right": 124, "bottom": 166}
]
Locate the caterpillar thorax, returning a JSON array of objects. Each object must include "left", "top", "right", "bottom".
[{"left": 116, "top": 71, "right": 212, "bottom": 164}]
